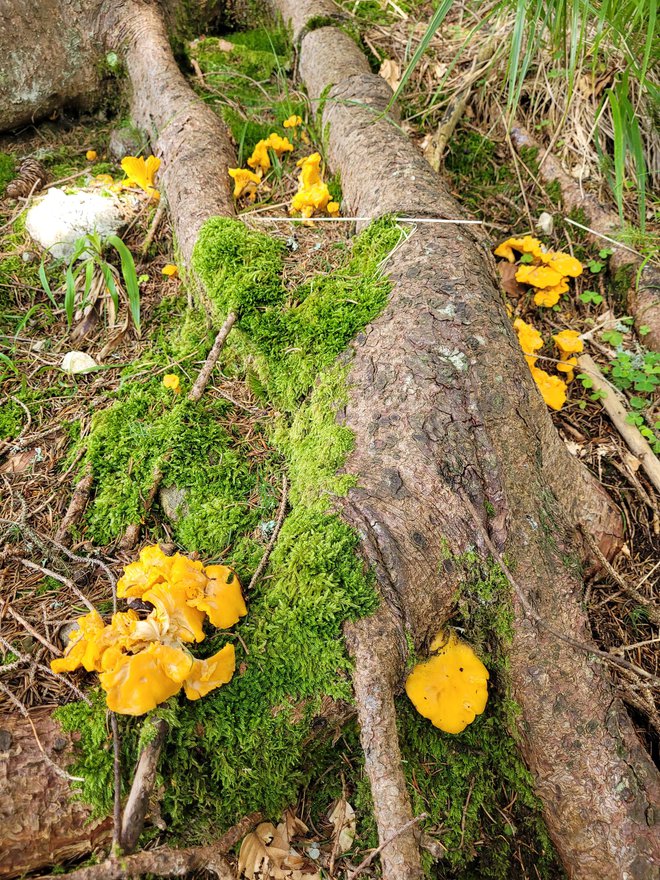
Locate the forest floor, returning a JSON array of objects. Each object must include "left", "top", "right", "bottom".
[{"left": 0, "top": 2, "right": 658, "bottom": 879}]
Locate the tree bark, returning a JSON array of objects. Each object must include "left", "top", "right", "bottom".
[
  {"left": 0, "top": 1, "right": 102, "bottom": 133},
  {"left": 0, "top": 709, "right": 113, "bottom": 879},
  {"left": 271, "top": 6, "right": 660, "bottom": 879}
]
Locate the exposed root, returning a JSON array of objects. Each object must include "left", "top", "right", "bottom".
[
  {"left": 55, "top": 464, "right": 94, "bottom": 546},
  {"left": 120, "top": 718, "right": 168, "bottom": 853}
]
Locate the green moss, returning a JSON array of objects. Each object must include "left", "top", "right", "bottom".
[
  {"left": 445, "top": 130, "right": 517, "bottom": 219},
  {"left": 398, "top": 701, "right": 562, "bottom": 879},
  {"left": 0, "top": 399, "right": 23, "bottom": 440},
  {"left": 0, "top": 152, "right": 16, "bottom": 197},
  {"left": 192, "top": 217, "right": 286, "bottom": 317}
]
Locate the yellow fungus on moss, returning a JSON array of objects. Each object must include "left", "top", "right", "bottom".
[
  {"left": 542, "top": 252, "right": 583, "bottom": 277},
  {"left": 163, "top": 373, "right": 181, "bottom": 393},
  {"left": 494, "top": 235, "right": 544, "bottom": 262},
  {"left": 405, "top": 631, "right": 489, "bottom": 734},
  {"left": 51, "top": 546, "right": 247, "bottom": 714},
  {"left": 283, "top": 115, "right": 303, "bottom": 129},
  {"left": 183, "top": 644, "right": 236, "bottom": 700},
  {"left": 296, "top": 153, "right": 323, "bottom": 188},
  {"left": 86, "top": 150, "right": 97, "bottom": 161},
  {"left": 162, "top": 264, "right": 178, "bottom": 277},
  {"left": 188, "top": 565, "right": 247, "bottom": 629}
]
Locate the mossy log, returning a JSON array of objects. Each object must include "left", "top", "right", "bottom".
[{"left": 272, "top": 3, "right": 660, "bottom": 879}]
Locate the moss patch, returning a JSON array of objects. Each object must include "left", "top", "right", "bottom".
[{"left": 0, "top": 152, "right": 16, "bottom": 197}]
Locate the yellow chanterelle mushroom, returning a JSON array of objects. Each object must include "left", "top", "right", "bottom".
[{"left": 405, "top": 631, "right": 489, "bottom": 734}]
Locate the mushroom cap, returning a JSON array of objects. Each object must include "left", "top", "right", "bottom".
[
  {"left": 290, "top": 182, "right": 332, "bottom": 217},
  {"left": 296, "top": 153, "right": 323, "bottom": 188},
  {"left": 405, "top": 632, "right": 489, "bottom": 734},
  {"left": 142, "top": 582, "right": 207, "bottom": 643},
  {"left": 117, "top": 544, "right": 175, "bottom": 599},
  {"left": 513, "top": 317, "right": 544, "bottom": 368},
  {"left": 533, "top": 279, "right": 568, "bottom": 307},
  {"left": 188, "top": 564, "right": 247, "bottom": 629},
  {"left": 529, "top": 366, "right": 567, "bottom": 410},
  {"left": 494, "top": 236, "right": 545, "bottom": 263},
  {"left": 265, "top": 133, "right": 294, "bottom": 156},
  {"left": 553, "top": 329, "right": 584, "bottom": 355},
  {"left": 228, "top": 167, "right": 262, "bottom": 199},
  {"left": 51, "top": 609, "right": 106, "bottom": 674},
  {"left": 542, "top": 252, "right": 583, "bottom": 277},
  {"left": 100, "top": 642, "right": 192, "bottom": 715},
  {"left": 515, "top": 264, "right": 564, "bottom": 289},
  {"left": 183, "top": 644, "right": 236, "bottom": 700},
  {"left": 247, "top": 141, "right": 272, "bottom": 173}
]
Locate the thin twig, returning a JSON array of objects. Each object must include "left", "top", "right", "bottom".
[
  {"left": 141, "top": 201, "right": 166, "bottom": 255},
  {"left": 55, "top": 464, "right": 95, "bottom": 545},
  {"left": 348, "top": 814, "right": 427, "bottom": 879},
  {"left": 2, "top": 602, "right": 61, "bottom": 655},
  {"left": 579, "top": 527, "right": 660, "bottom": 627},
  {"left": 247, "top": 475, "right": 288, "bottom": 593},
  {"left": 459, "top": 491, "right": 660, "bottom": 687},
  {"left": 120, "top": 718, "right": 168, "bottom": 853},
  {"left": 188, "top": 311, "right": 238, "bottom": 403},
  {"left": 110, "top": 713, "right": 122, "bottom": 850},
  {"left": 18, "top": 558, "right": 96, "bottom": 612}
]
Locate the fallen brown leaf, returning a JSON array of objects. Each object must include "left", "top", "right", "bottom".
[{"left": 497, "top": 261, "right": 525, "bottom": 298}]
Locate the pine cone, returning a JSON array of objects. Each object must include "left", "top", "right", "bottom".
[{"left": 5, "top": 159, "right": 48, "bottom": 199}]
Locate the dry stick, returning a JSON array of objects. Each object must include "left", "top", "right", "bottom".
[
  {"left": 35, "top": 811, "right": 262, "bottom": 880},
  {"left": 119, "top": 465, "right": 165, "bottom": 551},
  {"left": 110, "top": 713, "right": 122, "bottom": 851},
  {"left": 348, "top": 814, "right": 427, "bottom": 879},
  {"left": 141, "top": 200, "right": 166, "bottom": 255},
  {"left": 579, "top": 526, "right": 660, "bottom": 627},
  {"left": 55, "top": 464, "right": 95, "bottom": 545},
  {"left": 578, "top": 354, "right": 660, "bottom": 495},
  {"left": 459, "top": 491, "right": 660, "bottom": 687},
  {"left": 2, "top": 602, "right": 60, "bottom": 655},
  {"left": 188, "top": 311, "right": 238, "bottom": 403},
  {"left": 247, "top": 474, "right": 288, "bottom": 593},
  {"left": 18, "top": 558, "right": 97, "bottom": 612},
  {"left": 119, "top": 718, "right": 168, "bottom": 853}
]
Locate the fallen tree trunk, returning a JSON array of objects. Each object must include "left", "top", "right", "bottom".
[
  {"left": 272, "top": 5, "right": 660, "bottom": 879},
  {"left": 510, "top": 124, "right": 660, "bottom": 352}
]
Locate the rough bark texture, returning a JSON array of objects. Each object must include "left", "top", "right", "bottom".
[
  {"left": 278, "top": 0, "right": 347, "bottom": 43},
  {"left": 510, "top": 124, "right": 660, "bottom": 352},
  {"left": 0, "top": 709, "right": 112, "bottom": 879},
  {"left": 272, "top": 4, "right": 660, "bottom": 879},
  {"left": 0, "top": 1, "right": 102, "bottom": 132},
  {"left": 99, "top": 0, "right": 237, "bottom": 266}
]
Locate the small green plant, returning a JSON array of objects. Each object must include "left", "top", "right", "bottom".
[
  {"left": 39, "top": 232, "right": 142, "bottom": 336},
  {"left": 579, "top": 289, "right": 604, "bottom": 305},
  {"left": 587, "top": 249, "right": 613, "bottom": 274}
]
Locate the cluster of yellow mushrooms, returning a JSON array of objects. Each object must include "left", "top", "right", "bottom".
[
  {"left": 53, "top": 545, "right": 489, "bottom": 733},
  {"left": 228, "top": 115, "right": 339, "bottom": 219},
  {"left": 494, "top": 235, "right": 585, "bottom": 411},
  {"left": 495, "top": 235, "right": 583, "bottom": 308},
  {"left": 51, "top": 545, "right": 246, "bottom": 715}
]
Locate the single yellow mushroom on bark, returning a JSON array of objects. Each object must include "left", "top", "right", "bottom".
[{"left": 405, "top": 631, "right": 489, "bottom": 734}]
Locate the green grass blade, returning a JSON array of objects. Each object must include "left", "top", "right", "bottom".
[
  {"left": 100, "top": 263, "right": 119, "bottom": 314},
  {"left": 388, "top": 0, "right": 456, "bottom": 109},
  {"left": 38, "top": 261, "right": 58, "bottom": 309},
  {"left": 108, "top": 234, "right": 141, "bottom": 336},
  {"left": 607, "top": 86, "right": 626, "bottom": 223},
  {"left": 64, "top": 264, "right": 76, "bottom": 326}
]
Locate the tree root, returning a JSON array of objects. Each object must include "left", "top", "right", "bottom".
[{"left": 55, "top": 464, "right": 94, "bottom": 546}]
